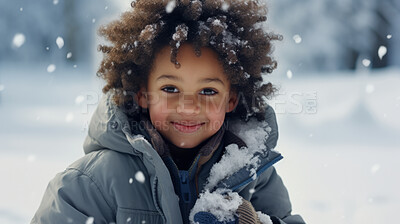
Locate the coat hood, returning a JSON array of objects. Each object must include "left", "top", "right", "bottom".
[{"left": 83, "top": 92, "right": 282, "bottom": 190}]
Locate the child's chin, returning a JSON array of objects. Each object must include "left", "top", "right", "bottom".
[
  {"left": 172, "top": 141, "right": 199, "bottom": 149},
  {"left": 173, "top": 141, "right": 200, "bottom": 149}
]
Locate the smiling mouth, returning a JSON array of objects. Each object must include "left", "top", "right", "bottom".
[{"left": 171, "top": 122, "right": 205, "bottom": 133}]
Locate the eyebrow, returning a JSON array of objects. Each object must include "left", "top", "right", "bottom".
[{"left": 156, "top": 74, "right": 225, "bottom": 86}]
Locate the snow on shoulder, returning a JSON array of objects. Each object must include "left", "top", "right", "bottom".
[{"left": 205, "top": 118, "right": 274, "bottom": 190}]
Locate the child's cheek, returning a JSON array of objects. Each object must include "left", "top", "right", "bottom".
[
  {"left": 149, "top": 99, "right": 170, "bottom": 130},
  {"left": 205, "top": 102, "right": 227, "bottom": 131}
]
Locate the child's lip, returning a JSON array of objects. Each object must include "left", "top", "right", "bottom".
[{"left": 171, "top": 121, "right": 205, "bottom": 133}]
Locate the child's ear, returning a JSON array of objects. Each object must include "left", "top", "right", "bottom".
[
  {"left": 135, "top": 87, "right": 148, "bottom": 109},
  {"left": 226, "top": 91, "right": 239, "bottom": 113}
]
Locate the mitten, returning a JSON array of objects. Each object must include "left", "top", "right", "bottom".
[
  {"left": 194, "top": 211, "right": 237, "bottom": 224},
  {"left": 237, "top": 199, "right": 273, "bottom": 224},
  {"left": 236, "top": 199, "right": 261, "bottom": 224}
]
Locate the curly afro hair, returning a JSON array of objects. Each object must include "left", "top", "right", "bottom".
[{"left": 97, "top": 0, "right": 281, "bottom": 121}]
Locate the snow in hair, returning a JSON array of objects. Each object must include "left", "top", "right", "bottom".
[{"left": 97, "top": 0, "right": 281, "bottom": 121}]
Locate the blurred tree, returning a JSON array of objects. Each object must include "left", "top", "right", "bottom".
[
  {"left": 0, "top": 0, "right": 117, "bottom": 67},
  {"left": 268, "top": 0, "right": 400, "bottom": 72}
]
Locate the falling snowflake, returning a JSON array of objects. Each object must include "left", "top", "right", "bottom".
[
  {"left": 378, "top": 46, "right": 387, "bottom": 60},
  {"left": 166, "top": 1, "right": 176, "bottom": 14},
  {"left": 221, "top": 2, "right": 230, "bottom": 11},
  {"left": 67, "top": 52, "right": 72, "bottom": 59},
  {"left": 286, "top": 70, "right": 293, "bottom": 79},
  {"left": 85, "top": 217, "right": 94, "bottom": 224},
  {"left": 12, "top": 33, "right": 25, "bottom": 48},
  {"left": 65, "top": 113, "right": 74, "bottom": 123},
  {"left": 75, "top": 95, "right": 85, "bottom": 104},
  {"left": 135, "top": 171, "right": 145, "bottom": 183},
  {"left": 293, "top": 34, "right": 302, "bottom": 44},
  {"left": 47, "top": 64, "right": 56, "bottom": 73},
  {"left": 27, "top": 155, "right": 36, "bottom": 163},
  {"left": 365, "top": 84, "right": 375, "bottom": 94},
  {"left": 362, "top": 59, "right": 371, "bottom": 67},
  {"left": 370, "top": 164, "right": 380, "bottom": 174},
  {"left": 56, "top": 36, "right": 64, "bottom": 49}
]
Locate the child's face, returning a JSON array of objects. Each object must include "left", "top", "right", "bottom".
[{"left": 137, "top": 43, "right": 238, "bottom": 149}]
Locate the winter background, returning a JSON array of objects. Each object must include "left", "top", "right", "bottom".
[{"left": 0, "top": 0, "right": 399, "bottom": 223}]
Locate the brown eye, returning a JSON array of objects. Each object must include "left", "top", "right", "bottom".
[
  {"left": 161, "top": 86, "right": 179, "bottom": 93},
  {"left": 200, "top": 88, "right": 218, "bottom": 96}
]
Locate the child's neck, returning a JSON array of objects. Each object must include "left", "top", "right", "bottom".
[{"left": 167, "top": 137, "right": 208, "bottom": 152}]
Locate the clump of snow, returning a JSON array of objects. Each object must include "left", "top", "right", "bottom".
[
  {"left": 12, "top": 33, "right": 25, "bottom": 48},
  {"left": 139, "top": 24, "right": 157, "bottom": 42},
  {"left": 293, "top": 34, "right": 302, "bottom": 44},
  {"left": 47, "top": 64, "right": 56, "bottom": 73},
  {"left": 166, "top": 1, "right": 176, "bottom": 14},
  {"left": 203, "top": 118, "right": 274, "bottom": 189},
  {"left": 135, "top": 171, "right": 145, "bottom": 183},
  {"left": 189, "top": 189, "right": 243, "bottom": 223},
  {"left": 256, "top": 211, "right": 273, "bottom": 224},
  {"left": 205, "top": 144, "right": 260, "bottom": 190},
  {"left": 234, "top": 119, "right": 271, "bottom": 151},
  {"left": 172, "top": 24, "right": 189, "bottom": 48},
  {"left": 56, "top": 36, "right": 64, "bottom": 49},
  {"left": 378, "top": 46, "right": 387, "bottom": 60}
]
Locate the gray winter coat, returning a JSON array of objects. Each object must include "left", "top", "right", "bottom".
[{"left": 31, "top": 92, "right": 305, "bottom": 224}]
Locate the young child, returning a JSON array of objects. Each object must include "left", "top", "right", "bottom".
[{"left": 32, "top": 1, "right": 305, "bottom": 224}]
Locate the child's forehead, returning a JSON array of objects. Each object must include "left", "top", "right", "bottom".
[{"left": 151, "top": 43, "right": 230, "bottom": 82}]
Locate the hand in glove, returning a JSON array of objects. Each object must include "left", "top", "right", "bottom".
[
  {"left": 192, "top": 197, "right": 269, "bottom": 224},
  {"left": 194, "top": 211, "right": 237, "bottom": 224}
]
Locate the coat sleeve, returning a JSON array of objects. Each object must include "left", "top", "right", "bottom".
[
  {"left": 250, "top": 166, "right": 306, "bottom": 224},
  {"left": 31, "top": 168, "right": 115, "bottom": 224}
]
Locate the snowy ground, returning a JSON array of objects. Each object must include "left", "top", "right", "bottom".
[{"left": 0, "top": 65, "right": 399, "bottom": 224}]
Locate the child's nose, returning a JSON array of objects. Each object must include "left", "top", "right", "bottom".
[{"left": 176, "top": 94, "right": 200, "bottom": 115}]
